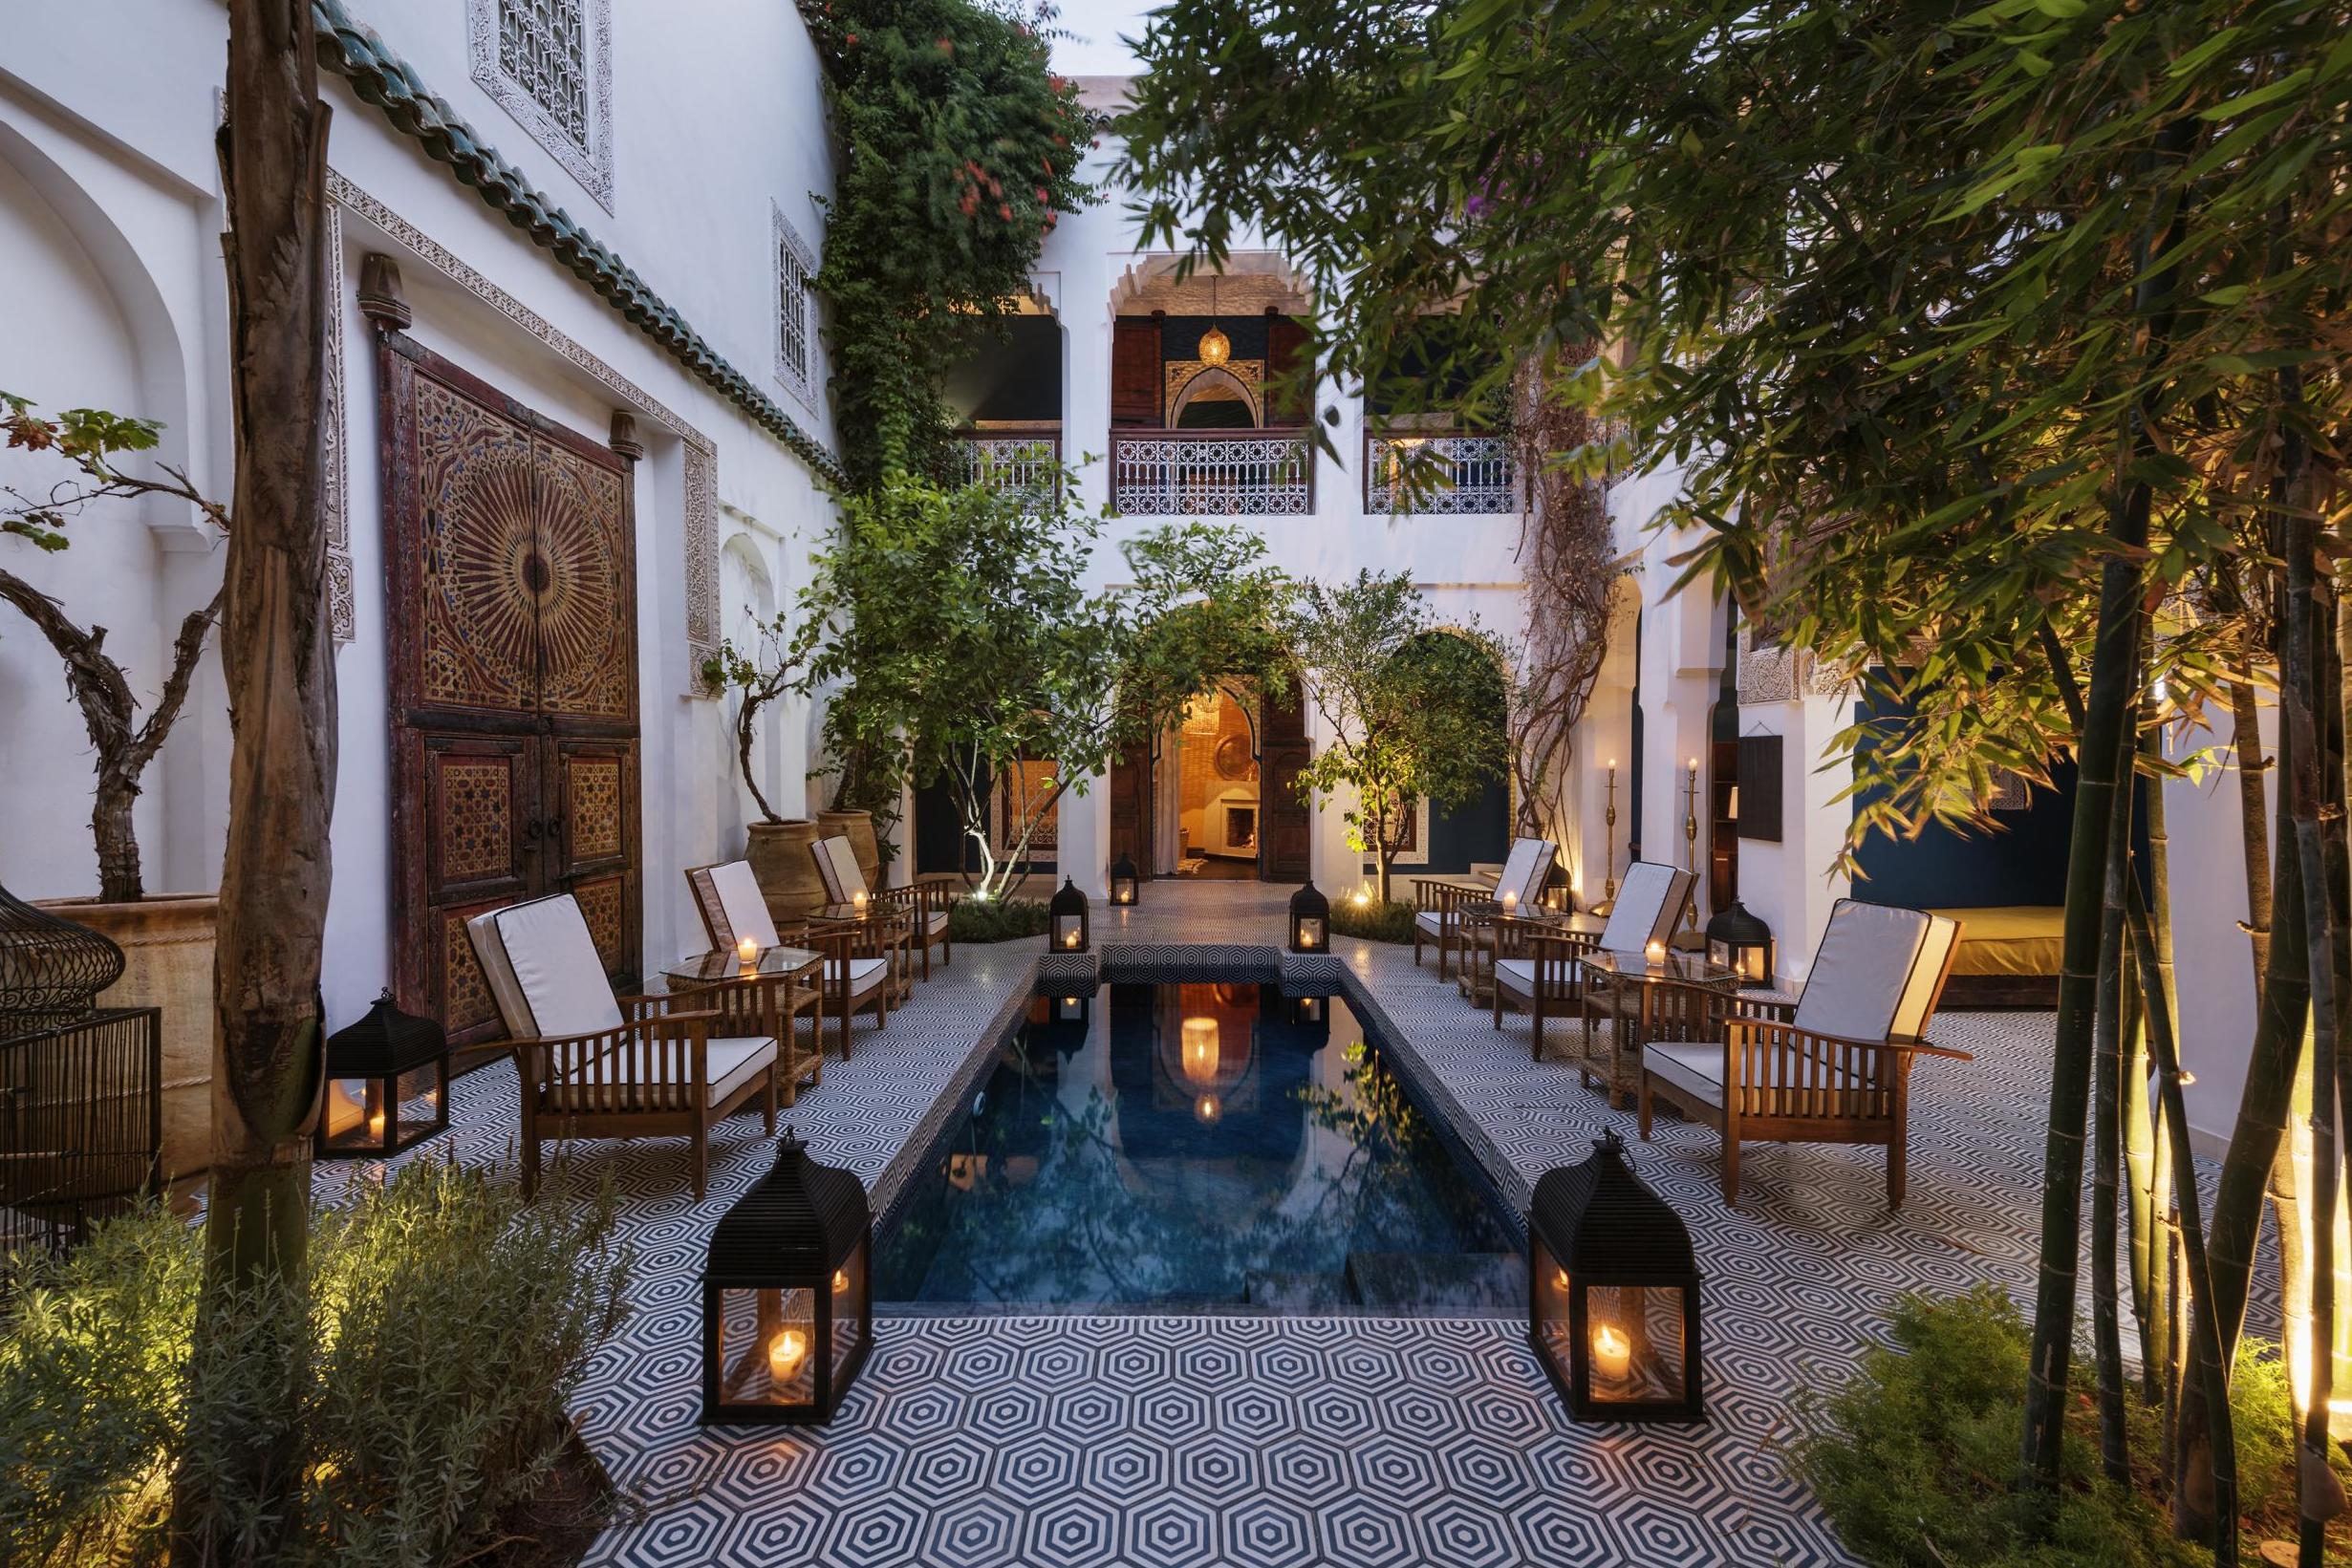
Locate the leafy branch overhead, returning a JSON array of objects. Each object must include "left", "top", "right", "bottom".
[{"left": 803, "top": 0, "right": 1098, "bottom": 492}]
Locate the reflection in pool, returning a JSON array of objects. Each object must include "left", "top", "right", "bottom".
[{"left": 874, "top": 982, "right": 1521, "bottom": 1311}]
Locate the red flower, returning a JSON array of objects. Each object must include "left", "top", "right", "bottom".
[{"left": 998, "top": 204, "right": 1012, "bottom": 220}]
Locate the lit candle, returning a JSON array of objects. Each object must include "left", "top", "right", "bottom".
[
  {"left": 1591, "top": 1322, "right": 1633, "bottom": 1385},
  {"left": 852, "top": 890, "right": 868, "bottom": 912},
  {"left": 1553, "top": 1267, "right": 1570, "bottom": 1293},
  {"left": 1181, "top": 1017, "right": 1219, "bottom": 1084},
  {"left": 1644, "top": 938, "right": 1667, "bottom": 966},
  {"left": 1063, "top": 997, "right": 1080, "bottom": 1009},
  {"left": 1194, "top": 1093, "right": 1221, "bottom": 1125},
  {"left": 1500, "top": 890, "right": 1519, "bottom": 915},
  {"left": 1064, "top": 928, "right": 1080, "bottom": 949},
  {"left": 738, "top": 935, "right": 759, "bottom": 966},
  {"left": 368, "top": 1107, "right": 386, "bottom": 1142},
  {"left": 766, "top": 1326, "right": 809, "bottom": 1383},
  {"left": 831, "top": 1267, "right": 849, "bottom": 1295}
]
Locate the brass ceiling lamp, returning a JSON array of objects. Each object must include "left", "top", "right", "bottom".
[{"left": 1198, "top": 273, "right": 1232, "bottom": 368}]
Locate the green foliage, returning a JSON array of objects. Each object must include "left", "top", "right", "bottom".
[
  {"left": 803, "top": 0, "right": 1096, "bottom": 490},
  {"left": 1285, "top": 570, "right": 1507, "bottom": 901},
  {"left": 0, "top": 1163, "right": 632, "bottom": 1567},
  {"left": 1327, "top": 896, "right": 1415, "bottom": 945},
  {"left": 1120, "top": 0, "right": 2348, "bottom": 858},
  {"left": 703, "top": 609, "right": 815, "bottom": 825},
  {"left": 0, "top": 392, "right": 167, "bottom": 551},
  {"left": 946, "top": 893, "right": 1051, "bottom": 943},
  {"left": 1793, "top": 1286, "right": 2341, "bottom": 1566},
  {"left": 803, "top": 467, "right": 1285, "bottom": 898}
]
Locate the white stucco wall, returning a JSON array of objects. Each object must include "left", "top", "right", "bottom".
[{"left": 1, "top": 0, "right": 839, "bottom": 1029}]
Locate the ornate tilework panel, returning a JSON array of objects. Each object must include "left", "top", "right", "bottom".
[
  {"left": 441, "top": 906, "right": 500, "bottom": 1034},
  {"left": 417, "top": 376, "right": 543, "bottom": 712},
  {"left": 322, "top": 202, "right": 354, "bottom": 644},
  {"left": 437, "top": 757, "right": 516, "bottom": 882},
  {"left": 574, "top": 874, "right": 624, "bottom": 970},
  {"left": 531, "top": 437, "right": 635, "bottom": 720},
  {"left": 567, "top": 755, "right": 623, "bottom": 861}
]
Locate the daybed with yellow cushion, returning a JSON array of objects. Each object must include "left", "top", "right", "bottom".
[{"left": 1926, "top": 905, "right": 2062, "bottom": 1008}]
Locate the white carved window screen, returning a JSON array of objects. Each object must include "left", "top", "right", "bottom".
[
  {"left": 499, "top": 0, "right": 590, "bottom": 150},
  {"left": 775, "top": 207, "right": 819, "bottom": 407}
]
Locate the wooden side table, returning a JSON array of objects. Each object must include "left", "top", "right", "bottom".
[
  {"left": 660, "top": 945, "right": 825, "bottom": 1106},
  {"left": 1579, "top": 949, "right": 1738, "bottom": 1107}
]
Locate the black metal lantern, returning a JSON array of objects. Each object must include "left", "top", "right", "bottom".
[
  {"left": 1050, "top": 877, "right": 1090, "bottom": 954},
  {"left": 701, "top": 1128, "right": 873, "bottom": 1426},
  {"left": 316, "top": 990, "right": 448, "bottom": 1159},
  {"left": 1705, "top": 900, "right": 1775, "bottom": 989},
  {"left": 1287, "top": 993, "right": 1327, "bottom": 1029},
  {"left": 1288, "top": 880, "right": 1330, "bottom": 954},
  {"left": 1109, "top": 852, "right": 1139, "bottom": 907},
  {"left": 1529, "top": 1129, "right": 1703, "bottom": 1423}
]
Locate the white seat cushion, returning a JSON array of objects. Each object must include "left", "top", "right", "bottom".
[
  {"left": 926, "top": 910, "right": 949, "bottom": 937},
  {"left": 815, "top": 836, "right": 866, "bottom": 903},
  {"left": 1647, "top": 1042, "right": 1725, "bottom": 1108},
  {"left": 1597, "top": 862, "right": 1692, "bottom": 958},
  {"left": 827, "top": 957, "right": 887, "bottom": 998},
  {"left": 1413, "top": 910, "right": 1445, "bottom": 937},
  {"left": 479, "top": 895, "right": 623, "bottom": 1040},
  {"left": 547, "top": 1035, "right": 776, "bottom": 1111},
  {"left": 1793, "top": 901, "right": 1944, "bottom": 1043},
  {"left": 710, "top": 861, "right": 782, "bottom": 950},
  {"left": 1494, "top": 957, "right": 1536, "bottom": 999},
  {"left": 1648, "top": 1038, "right": 1869, "bottom": 1108}
]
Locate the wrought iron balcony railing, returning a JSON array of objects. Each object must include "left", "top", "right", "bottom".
[
  {"left": 958, "top": 428, "right": 1063, "bottom": 503},
  {"left": 1110, "top": 429, "right": 1314, "bottom": 517},
  {"left": 1364, "top": 432, "right": 1521, "bottom": 515}
]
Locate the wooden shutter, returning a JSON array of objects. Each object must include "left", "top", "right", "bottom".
[
  {"left": 1259, "top": 677, "right": 1313, "bottom": 882},
  {"left": 1111, "top": 318, "right": 1162, "bottom": 426},
  {"left": 1109, "top": 738, "right": 1154, "bottom": 880},
  {"left": 1265, "top": 313, "right": 1312, "bottom": 427}
]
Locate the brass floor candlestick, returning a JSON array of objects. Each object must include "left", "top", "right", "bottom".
[
  {"left": 1681, "top": 758, "right": 1700, "bottom": 932},
  {"left": 1598, "top": 761, "right": 1619, "bottom": 914}
]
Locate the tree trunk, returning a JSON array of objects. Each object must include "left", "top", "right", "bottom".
[
  {"left": 2231, "top": 677, "right": 2275, "bottom": 990},
  {"left": 92, "top": 774, "right": 143, "bottom": 905},
  {"left": 2092, "top": 708, "right": 2137, "bottom": 1485},
  {"left": 2018, "top": 510, "right": 2149, "bottom": 1487},
  {"left": 178, "top": 0, "right": 334, "bottom": 1551}
]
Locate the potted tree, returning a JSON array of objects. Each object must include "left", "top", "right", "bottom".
[
  {"left": 4, "top": 393, "right": 228, "bottom": 1179},
  {"left": 703, "top": 610, "right": 828, "bottom": 924}
]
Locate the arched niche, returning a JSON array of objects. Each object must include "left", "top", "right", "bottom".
[{"left": 1168, "top": 363, "right": 1261, "bottom": 429}]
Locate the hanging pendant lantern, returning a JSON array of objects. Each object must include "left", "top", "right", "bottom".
[{"left": 1198, "top": 274, "right": 1231, "bottom": 368}]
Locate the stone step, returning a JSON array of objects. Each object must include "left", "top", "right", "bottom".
[
  {"left": 1244, "top": 1270, "right": 1358, "bottom": 1312},
  {"left": 1346, "top": 1252, "right": 1527, "bottom": 1313}
]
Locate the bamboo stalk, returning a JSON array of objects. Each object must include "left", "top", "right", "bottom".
[{"left": 2093, "top": 702, "right": 2139, "bottom": 1484}]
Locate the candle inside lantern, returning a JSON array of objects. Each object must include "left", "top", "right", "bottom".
[
  {"left": 368, "top": 1107, "right": 386, "bottom": 1142},
  {"left": 1644, "top": 938, "right": 1667, "bottom": 966},
  {"left": 1064, "top": 928, "right": 1080, "bottom": 949},
  {"left": 852, "top": 890, "right": 868, "bottom": 911},
  {"left": 1592, "top": 1321, "right": 1633, "bottom": 1385},
  {"left": 766, "top": 1325, "right": 809, "bottom": 1383},
  {"left": 832, "top": 1267, "right": 849, "bottom": 1295},
  {"left": 1180, "top": 1017, "right": 1219, "bottom": 1084}
]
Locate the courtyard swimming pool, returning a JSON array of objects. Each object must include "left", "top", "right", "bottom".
[{"left": 874, "top": 981, "right": 1521, "bottom": 1312}]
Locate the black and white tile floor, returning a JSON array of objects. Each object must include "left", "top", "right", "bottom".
[{"left": 316, "top": 883, "right": 2214, "bottom": 1567}]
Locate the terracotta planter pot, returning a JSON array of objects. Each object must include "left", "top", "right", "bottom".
[
  {"left": 36, "top": 893, "right": 218, "bottom": 1182},
  {"left": 745, "top": 819, "right": 826, "bottom": 926},
  {"left": 817, "top": 808, "right": 881, "bottom": 894}
]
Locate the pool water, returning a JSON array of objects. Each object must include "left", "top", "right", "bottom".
[{"left": 874, "top": 982, "right": 1521, "bottom": 1312}]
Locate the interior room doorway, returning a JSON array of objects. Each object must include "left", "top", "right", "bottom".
[{"left": 1163, "top": 684, "right": 1262, "bottom": 879}]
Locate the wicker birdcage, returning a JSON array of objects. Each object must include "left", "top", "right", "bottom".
[{"left": 0, "top": 881, "right": 125, "bottom": 1032}]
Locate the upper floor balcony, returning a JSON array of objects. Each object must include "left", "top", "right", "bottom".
[
  {"left": 1363, "top": 431, "right": 1520, "bottom": 516},
  {"left": 1109, "top": 429, "right": 1314, "bottom": 516}
]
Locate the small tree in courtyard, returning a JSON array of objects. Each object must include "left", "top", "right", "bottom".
[
  {"left": 1285, "top": 570, "right": 1506, "bottom": 902},
  {"left": 1, "top": 396, "right": 229, "bottom": 902}
]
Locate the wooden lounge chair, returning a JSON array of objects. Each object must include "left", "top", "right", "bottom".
[
  {"left": 1638, "top": 898, "right": 1967, "bottom": 1208},
  {"left": 813, "top": 834, "right": 953, "bottom": 979},
  {"left": 1493, "top": 861, "right": 1693, "bottom": 1059},
  {"left": 467, "top": 892, "right": 780, "bottom": 1198},
  {"left": 689, "top": 859, "right": 893, "bottom": 1061},
  {"left": 1413, "top": 836, "right": 1555, "bottom": 978}
]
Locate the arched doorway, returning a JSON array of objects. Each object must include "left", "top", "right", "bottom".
[{"left": 1106, "top": 672, "right": 1312, "bottom": 885}]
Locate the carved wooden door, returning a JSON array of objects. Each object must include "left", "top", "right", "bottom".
[
  {"left": 382, "top": 340, "right": 640, "bottom": 1050},
  {"left": 1259, "top": 675, "right": 1313, "bottom": 882}
]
